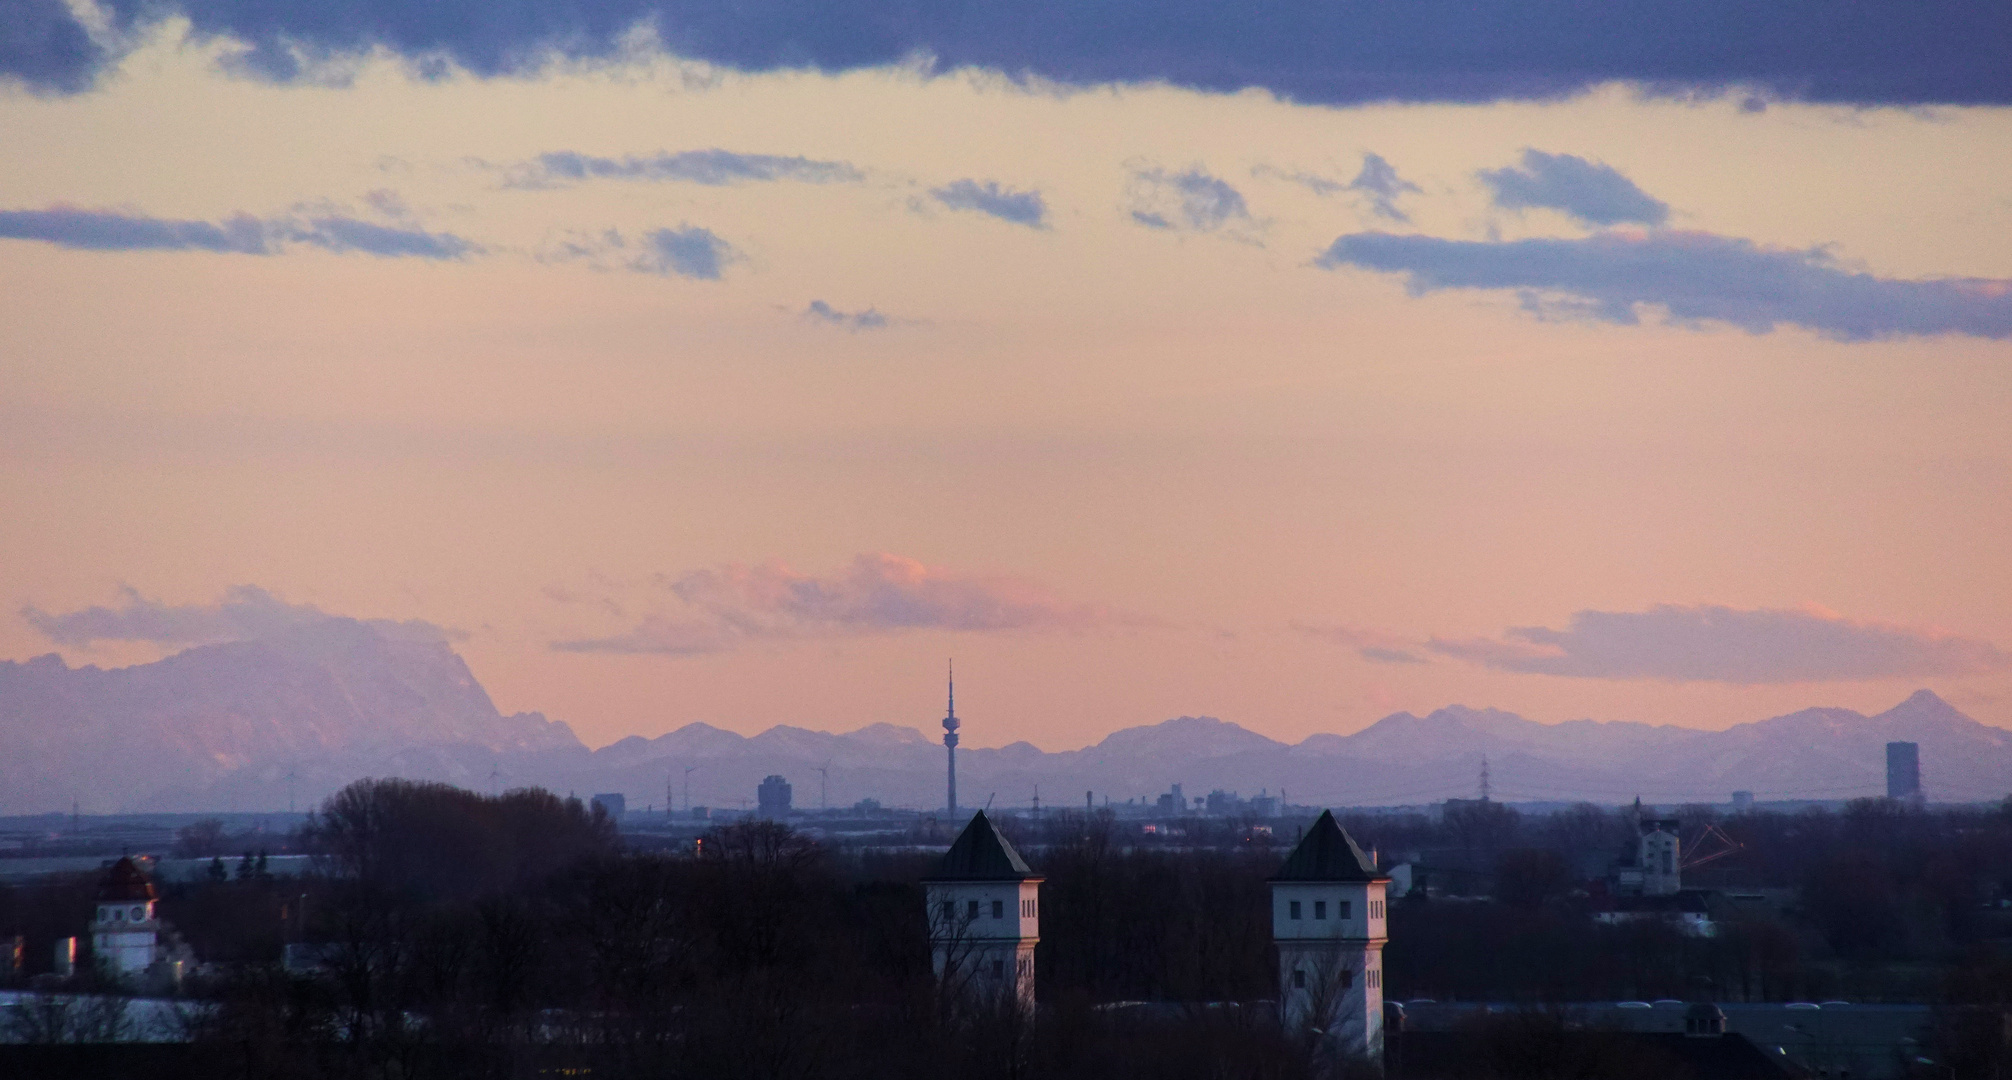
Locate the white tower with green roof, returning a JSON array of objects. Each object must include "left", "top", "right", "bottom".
[
  {"left": 923, "top": 809, "right": 1042, "bottom": 1012},
  {"left": 1272, "top": 809, "right": 1390, "bottom": 1059}
]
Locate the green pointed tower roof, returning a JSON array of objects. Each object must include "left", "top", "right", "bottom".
[
  {"left": 1271, "top": 809, "right": 1386, "bottom": 882},
  {"left": 924, "top": 810, "right": 1041, "bottom": 881}
]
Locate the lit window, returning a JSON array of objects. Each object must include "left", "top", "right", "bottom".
[
  {"left": 1314, "top": 901, "right": 1327, "bottom": 920},
  {"left": 1289, "top": 900, "right": 1302, "bottom": 919}
]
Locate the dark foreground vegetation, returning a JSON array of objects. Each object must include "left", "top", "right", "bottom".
[{"left": 2, "top": 780, "right": 2010, "bottom": 1079}]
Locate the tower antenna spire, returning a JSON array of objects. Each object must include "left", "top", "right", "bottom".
[{"left": 942, "top": 659, "right": 961, "bottom": 815}]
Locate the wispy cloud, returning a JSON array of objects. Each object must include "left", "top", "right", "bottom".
[
  {"left": 500, "top": 149, "right": 862, "bottom": 189},
  {"left": 0, "top": 207, "right": 477, "bottom": 259},
  {"left": 535, "top": 225, "right": 738, "bottom": 279},
  {"left": 1478, "top": 150, "right": 1670, "bottom": 227},
  {"left": 1292, "top": 621, "right": 1431, "bottom": 665},
  {"left": 21, "top": 585, "right": 457, "bottom": 647},
  {"left": 1345, "top": 153, "right": 1424, "bottom": 222},
  {"left": 802, "top": 300, "right": 890, "bottom": 330},
  {"left": 1317, "top": 229, "right": 2012, "bottom": 341},
  {"left": 552, "top": 553, "right": 1124, "bottom": 655},
  {"left": 552, "top": 615, "right": 729, "bottom": 656},
  {"left": 1126, "top": 166, "right": 1253, "bottom": 234},
  {"left": 631, "top": 225, "right": 736, "bottom": 280},
  {"left": 1428, "top": 604, "right": 2010, "bottom": 684},
  {"left": 929, "top": 180, "right": 1048, "bottom": 228}
]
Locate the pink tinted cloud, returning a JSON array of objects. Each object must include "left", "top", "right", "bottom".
[
  {"left": 553, "top": 552, "right": 1125, "bottom": 654},
  {"left": 1428, "top": 603, "right": 2009, "bottom": 685}
]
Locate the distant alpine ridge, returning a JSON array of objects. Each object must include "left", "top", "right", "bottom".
[
  {"left": 2, "top": 621, "right": 2008, "bottom": 813},
  {"left": 0, "top": 618, "right": 581, "bottom": 814}
]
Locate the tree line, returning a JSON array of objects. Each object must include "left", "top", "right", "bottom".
[{"left": 3, "top": 780, "right": 2009, "bottom": 1078}]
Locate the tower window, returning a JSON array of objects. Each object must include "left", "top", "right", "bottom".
[
  {"left": 1314, "top": 901, "right": 1327, "bottom": 920},
  {"left": 1289, "top": 900, "right": 1302, "bottom": 919},
  {"left": 991, "top": 959, "right": 1005, "bottom": 978},
  {"left": 1341, "top": 969, "right": 1354, "bottom": 988},
  {"left": 968, "top": 900, "right": 980, "bottom": 920},
  {"left": 992, "top": 900, "right": 1004, "bottom": 919},
  {"left": 1293, "top": 969, "right": 1306, "bottom": 989},
  {"left": 942, "top": 900, "right": 954, "bottom": 920},
  {"left": 1338, "top": 901, "right": 1351, "bottom": 919}
]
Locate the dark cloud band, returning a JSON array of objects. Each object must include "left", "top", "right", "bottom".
[
  {"left": 13, "top": 1, "right": 2008, "bottom": 106},
  {"left": 0, "top": 207, "right": 475, "bottom": 259},
  {"left": 1319, "top": 229, "right": 2012, "bottom": 341}
]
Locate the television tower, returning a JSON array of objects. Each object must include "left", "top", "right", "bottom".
[{"left": 943, "top": 660, "right": 960, "bottom": 815}]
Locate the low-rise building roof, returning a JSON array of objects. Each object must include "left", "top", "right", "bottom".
[
  {"left": 924, "top": 810, "right": 1040, "bottom": 882},
  {"left": 96, "top": 856, "right": 157, "bottom": 902},
  {"left": 1271, "top": 809, "right": 1388, "bottom": 883}
]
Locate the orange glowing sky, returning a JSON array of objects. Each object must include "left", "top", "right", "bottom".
[{"left": 4, "top": 30, "right": 2011, "bottom": 749}]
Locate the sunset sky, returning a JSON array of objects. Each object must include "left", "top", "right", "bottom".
[{"left": 5, "top": 2, "right": 2011, "bottom": 751}]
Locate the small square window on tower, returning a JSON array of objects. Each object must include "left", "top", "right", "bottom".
[
  {"left": 1314, "top": 900, "right": 1327, "bottom": 919},
  {"left": 992, "top": 900, "right": 1004, "bottom": 919},
  {"left": 968, "top": 900, "right": 980, "bottom": 919},
  {"left": 1289, "top": 900, "right": 1302, "bottom": 919},
  {"left": 1293, "top": 969, "right": 1306, "bottom": 989}
]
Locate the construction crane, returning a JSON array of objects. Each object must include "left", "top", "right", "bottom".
[{"left": 1681, "top": 822, "right": 1744, "bottom": 871}]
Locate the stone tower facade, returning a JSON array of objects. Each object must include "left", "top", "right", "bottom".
[
  {"left": 1638, "top": 816, "right": 1682, "bottom": 896},
  {"left": 91, "top": 856, "right": 160, "bottom": 977},
  {"left": 1272, "top": 810, "right": 1389, "bottom": 1059},
  {"left": 924, "top": 810, "right": 1041, "bottom": 1012}
]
